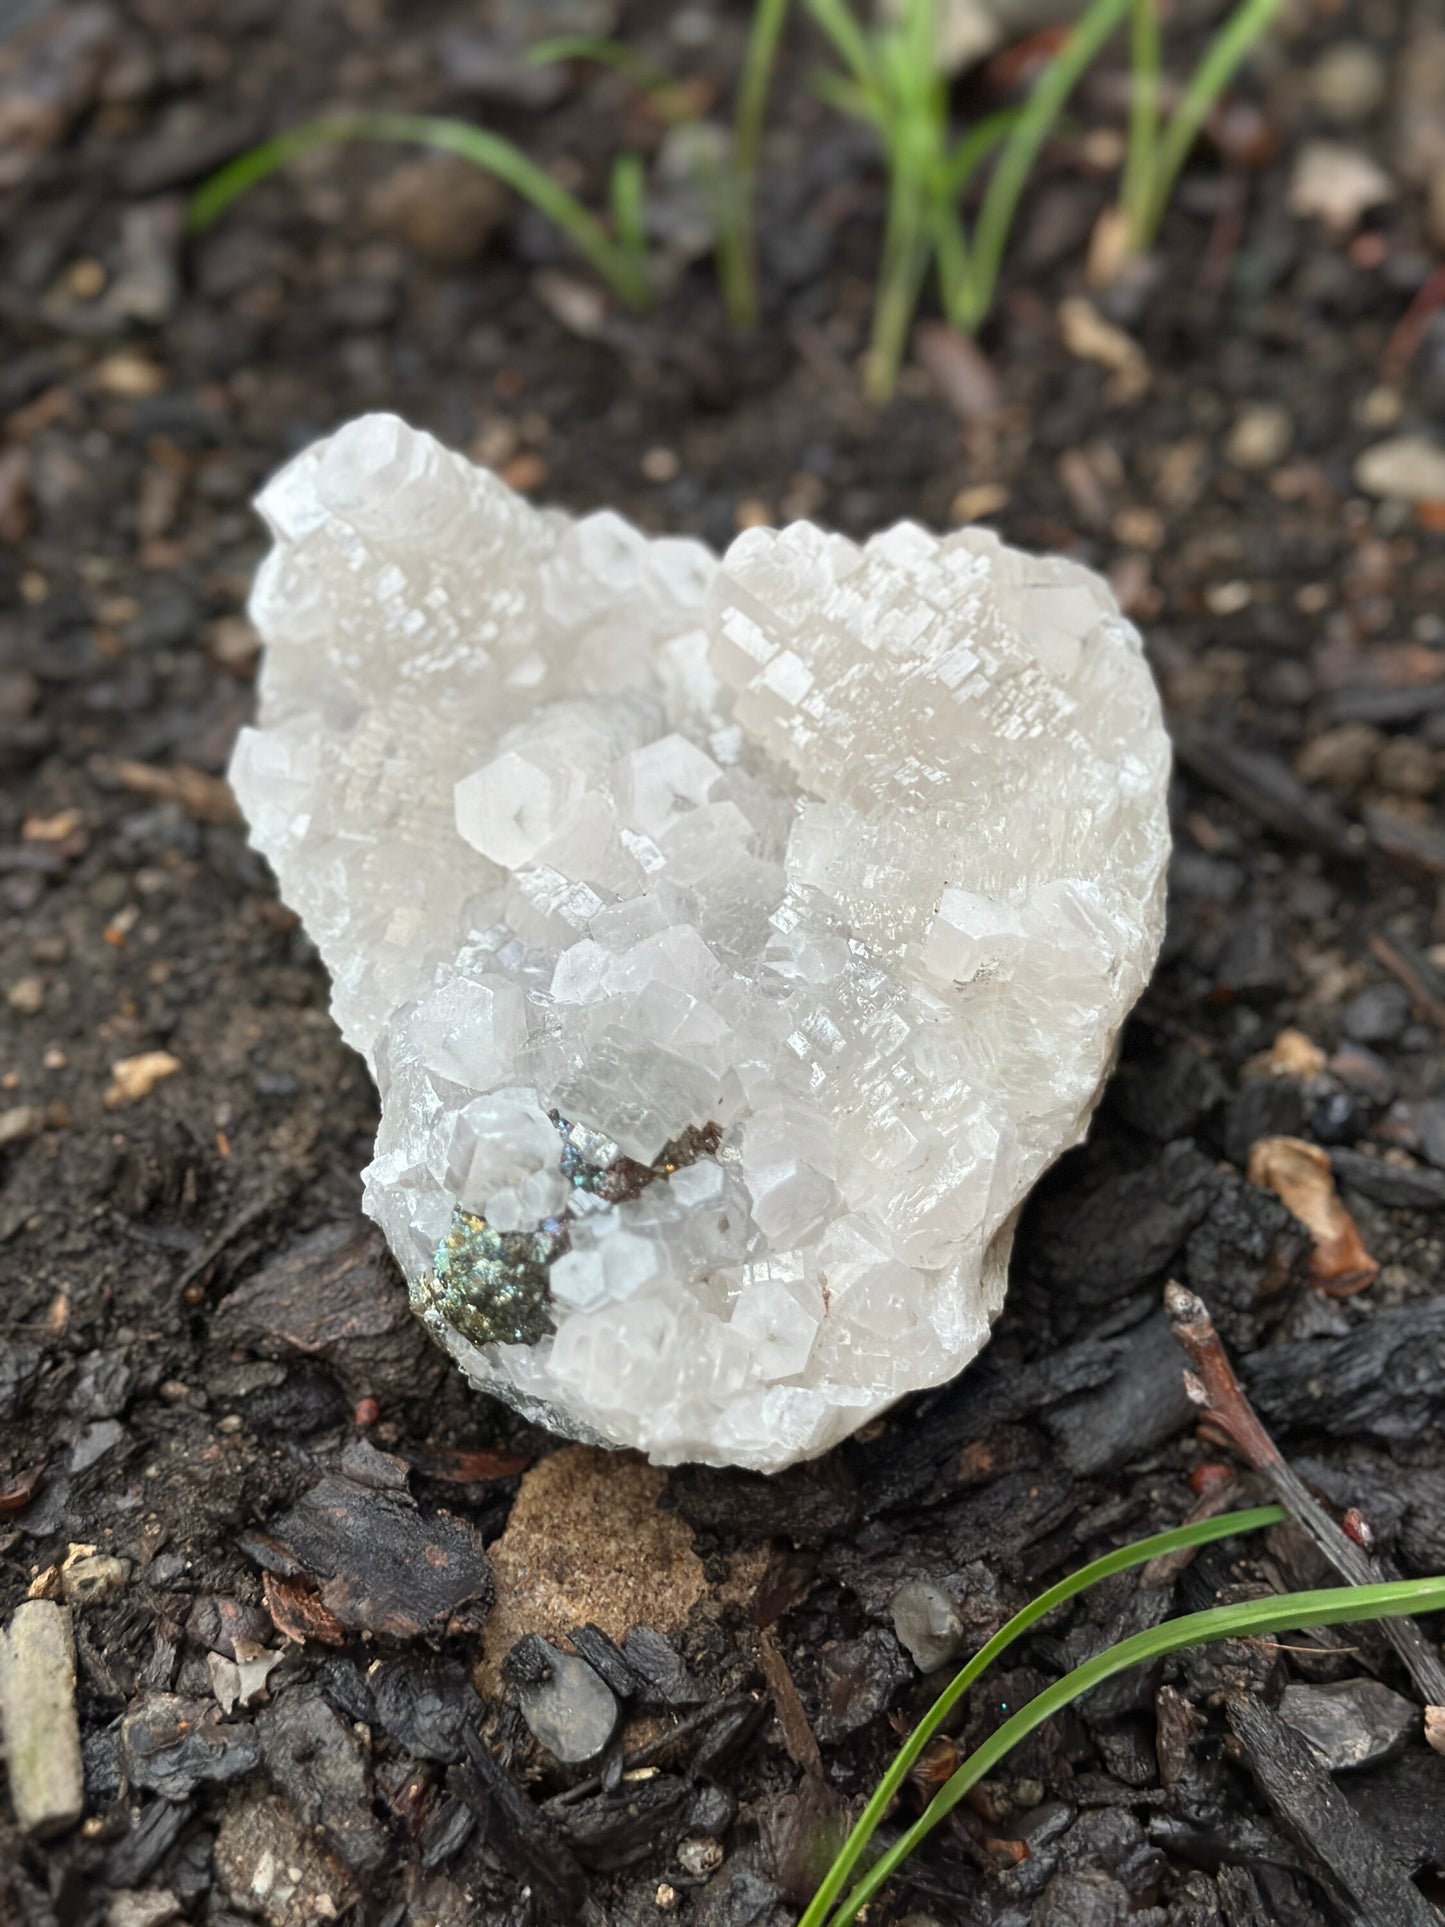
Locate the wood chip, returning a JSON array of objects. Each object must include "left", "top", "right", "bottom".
[
  {"left": 757, "top": 1626, "right": 823, "bottom": 1778},
  {"left": 0, "top": 1601, "right": 84, "bottom": 1837},
  {"left": 1228, "top": 1696, "right": 1437, "bottom": 1927}
]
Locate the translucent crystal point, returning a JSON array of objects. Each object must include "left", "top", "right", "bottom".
[{"left": 230, "top": 414, "right": 1171, "bottom": 1472}]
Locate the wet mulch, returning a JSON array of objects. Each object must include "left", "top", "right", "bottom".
[{"left": 3, "top": 0, "right": 1445, "bottom": 1922}]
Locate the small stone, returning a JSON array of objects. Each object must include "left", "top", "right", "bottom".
[
  {"left": 1225, "top": 403, "right": 1293, "bottom": 472},
  {"left": 92, "top": 350, "right": 165, "bottom": 397},
  {"left": 104, "top": 1050, "right": 181, "bottom": 1108},
  {"left": 514, "top": 1640, "right": 618, "bottom": 1763},
  {"left": 642, "top": 447, "right": 681, "bottom": 484},
  {"left": 532, "top": 267, "right": 608, "bottom": 338},
  {"left": 1032, "top": 1869, "right": 1130, "bottom": 1927},
  {"left": 1375, "top": 735, "right": 1437, "bottom": 798},
  {"left": 365, "top": 156, "right": 512, "bottom": 268},
  {"left": 891, "top": 1580, "right": 967, "bottom": 1672},
  {"left": 59, "top": 1546, "right": 131, "bottom": 1605},
  {"left": 1295, "top": 722, "right": 1383, "bottom": 792},
  {"left": 107, "top": 1893, "right": 183, "bottom": 1927},
  {"left": 1308, "top": 43, "right": 1388, "bottom": 125},
  {"left": 0, "top": 1105, "right": 44, "bottom": 1147},
  {"left": 1288, "top": 141, "right": 1395, "bottom": 230},
  {"left": 1278, "top": 1678, "right": 1417, "bottom": 1771},
  {"left": 677, "top": 1834, "right": 725, "bottom": 1878},
  {"left": 213, "top": 1792, "right": 359, "bottom": 1927},
  {"left": 1341, "top": 982, "right": 1411, "bottom": 1046},
  {"left": 208, "top": 616, "right": 261, "bottom": 675},
  {"left": 7, "top": 975, "right": 44, "bottom": 1014},
  {"left": 1356, "top": 436, "right": 1445, "bottom": 505},
  {"left": 0, "top": 1600, "right": 84, "bottom": 1836}
]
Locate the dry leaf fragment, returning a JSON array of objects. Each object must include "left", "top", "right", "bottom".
[
  {"left": 261, "top": 1571, "right": 348, "bottom": 1648},
  {"left": 1246, "top": 1135, "right": 1379, "bottom": 1295}
]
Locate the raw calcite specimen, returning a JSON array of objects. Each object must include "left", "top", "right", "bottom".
[{"left": 231, "top": 415, "right": 1170, "bottom": 1472}]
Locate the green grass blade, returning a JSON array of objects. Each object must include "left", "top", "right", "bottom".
[
  {"left": 736, "top": 0, "right": 791, "bottom": 186},
  {"left": 796, "top": 1503, "right": 1285, "bottom": 1927},
  {"left": 1137, "top": 0, "right": 1285, "bottom": 248},
  {"left": 524, "top": 34, "right": 677, "bottom": 100},
  {"left": 954, "top": 0, "right": 1130, "bottom": 330},
  {"left": 808, "top": 70, "right": 885, "bottom": 128},
  {"left": 945, "top": 108, "right": 1021, "bottom": 197},
  {"left": 187, "top": 112, "right": 651, "bottom": 309},
  {"left": 827, "top": 1571, "right": 1445, "bottom": 1925},
  {"left": 1120, "top": 0, "right": 1162, "bottom": 248},
  {"left": 864, "top": 178, "right": 932, "bottom": 401},
  {"left": 902, "top": 0, "right": 936, "bottom": 78},
  {"left": 931, "top": 196, "right": 972, "bottom": 320},
  {"left": 803, "top": 0, "right": 877, "bottom": 88},
  {"left": 609, "top": 151, "right": 648, "bottom": 261},
  {"left": 723, "top": 0, "right": 790, "bottom": 331}
]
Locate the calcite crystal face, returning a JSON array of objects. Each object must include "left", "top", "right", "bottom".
[{"left": 231, "top": 415, "right": 1171, "bottom": 1472}]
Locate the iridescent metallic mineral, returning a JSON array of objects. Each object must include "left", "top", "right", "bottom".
[{"left": 230, "top": 414, "right": 1171, "bottom": 1471}]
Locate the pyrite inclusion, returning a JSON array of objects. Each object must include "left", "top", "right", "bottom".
[{"left": 231, "top": 414, "right": 1171, "bottom": 1472}]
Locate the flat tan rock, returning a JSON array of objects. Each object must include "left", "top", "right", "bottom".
[{"left": 480, "top": 1446, "right": 705, "bottom": 1689}]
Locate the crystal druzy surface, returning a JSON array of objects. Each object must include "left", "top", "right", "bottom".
[{"left": 231, "top": 415, "right": 1171, "bottom": 1471}]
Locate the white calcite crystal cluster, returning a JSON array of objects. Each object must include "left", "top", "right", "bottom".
[{"left": 231, "top": 415, "right": 1171, "bottom": 1472}]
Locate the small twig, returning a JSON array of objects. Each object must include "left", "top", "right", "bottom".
[
  {"left": 1382, "top": 262, "right": 1445, "bottom": 385},
  {"left": 1165, "top": 1282, "right": 1445, "bottom": 1708},
  {"left": 541, "top": 1691, "right": 761, "bottom": 1809},
  {"left": 758, "top": 1626, "right": 824, "bottom": 1778},
  {"left": 1367, "top": 931, "right": 1445, "bottom": 1034},
  {"left": 173, "top": 1189, "right": 295, "bottom": 1297}
]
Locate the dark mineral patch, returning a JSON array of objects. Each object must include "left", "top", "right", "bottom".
[
  {"left": 413, "top": 1114, "right": 724, "bottom": 1352},
  {"left": 421, "top": 1208, "right": 564, "bottom": 1349}
]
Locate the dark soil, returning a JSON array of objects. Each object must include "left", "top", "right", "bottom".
[{"left": 4, "top": 1, "right": 1445, "bottom": 1923}]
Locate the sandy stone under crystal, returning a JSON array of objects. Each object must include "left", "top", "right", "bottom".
[{"left": 230, "top": 414, "right": 1171, "bottom": 1471}]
